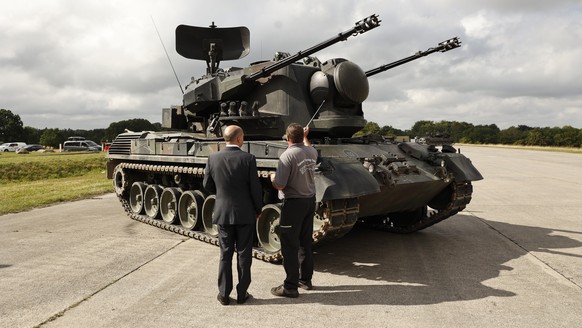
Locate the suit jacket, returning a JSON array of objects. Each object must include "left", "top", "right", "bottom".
[{"left": 203, "top": 146, "right": 263, "bottom": 225}]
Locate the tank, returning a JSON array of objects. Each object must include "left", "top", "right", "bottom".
[{"left": 106, "top": 14, "right": 483, "bottom": 263}]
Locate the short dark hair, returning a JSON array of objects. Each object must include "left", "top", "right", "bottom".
[{"left": 286, "top": 123, "right": 303, "bottom": 143}]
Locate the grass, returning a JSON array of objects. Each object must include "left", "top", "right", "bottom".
[
  {"left": 0, "top": 152, "right": 107, "bottom": 183},
  {"left": 0, "top": 142, "right": 579, "bottom": 215},
  {"left": 0, "top": 152, "right": 112, "bottom": 215}
]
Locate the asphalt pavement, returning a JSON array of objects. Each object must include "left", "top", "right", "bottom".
[{"left": 1, "top": 145, "right": 581, "bottom": 328}]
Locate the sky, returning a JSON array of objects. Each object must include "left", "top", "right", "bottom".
[{"left": 1, "top": 0, "right": 581, "bottom": 131}]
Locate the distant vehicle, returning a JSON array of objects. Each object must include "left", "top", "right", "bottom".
[
  {"left": 63, "top": 140, "right": 102, "bottom": 152},
  {"left": 415, "top": 134, "right": 454, "bottom": 146},
  {"left": 20, "top": 144, "right": 46, "bottom": 152},
  {"left": 0, "top": 142, "right": 27, "bottom": 152},
  {"left": 67, "top": 136, "right": 86, "bottom": 141}
]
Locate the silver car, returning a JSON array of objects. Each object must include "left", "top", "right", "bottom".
[{"left": 63, "top": 140, "right": 102, "bottom": 152}]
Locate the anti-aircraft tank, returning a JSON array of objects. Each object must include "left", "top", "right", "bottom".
[{"left": 106, "top": 14, "right": 483, "bottom": 262}]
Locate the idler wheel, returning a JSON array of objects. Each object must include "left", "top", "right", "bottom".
[
  {"left": 160, "top": 187, "right": 182, "bottom": 224},
  {"left": 178, "top": 190, "right": 206, "bottom": 230},
  {"left": 113, "top": 165, "right": 128, "bottom": 196},
  {"left": 143, "top": 185, "right": 163, "bottom": 219},
  {"left": 201, "top": 195, "right": 218, "bottom": 237},
  {"left": 256, "top": 204, "right": 282, "bottom": 254},
  {"left": 129, "top": 182, "right": 146, "bottom": 214}
]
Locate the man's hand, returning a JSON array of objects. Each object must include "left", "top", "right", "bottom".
[{"left": 303, "top": 127, "right": 311, "bottom": 147}]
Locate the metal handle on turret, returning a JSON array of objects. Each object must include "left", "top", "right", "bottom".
[
  {"left": 365, "top": 37, "right": 461, "bottom": 77},
  {"left": 244, "top": 14, "right": 381, "bottom": 82}
]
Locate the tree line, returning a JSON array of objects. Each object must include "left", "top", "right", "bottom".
[
  {"left": 355, "top": 120, "right": 582, "bottom": 148},
  {"left": 2, "top": 108, "right": 582, "bottom": 148},
  {"left": 1, "top": 108, "right": 160, "bottom": 148}
]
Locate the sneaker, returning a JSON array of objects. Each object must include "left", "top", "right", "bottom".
[
  {"left": 298, "top": 280, "right": 313, "bottom": 290},
  {"left": 270, "top": 285, "right": 299, "bottom": 298}
]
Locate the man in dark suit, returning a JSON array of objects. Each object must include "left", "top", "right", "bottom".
[{"left": 203, "top": 125, "right": 263, "bottom": 305}]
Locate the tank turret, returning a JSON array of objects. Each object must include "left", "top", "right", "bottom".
[{"left": 163, "top": 15, "right": 381, "bottom": 139}]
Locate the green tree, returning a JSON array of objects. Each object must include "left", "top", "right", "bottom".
[
  {"left": 40, "top": 128, "right": 64, "bottom": 148},
  {"left": 498, "top": 125, "right": 532, "bottom": 145},
  {"left": 22, "top": 126, "right": 42, "bottom": 144},
  {"left": 553, "top": 125, "right": 580, "bottom": 147},
  {"left": 353, "top": 121, "right": 380, "bottom": 136},
  {"left": 409, "top": 120, "right": 436, "bottom": 138},
  {"left": 525, "top": 129, "right": 546, "bottom": 146},
  {"left": 462, "top": 124, "right": 500, "bottom": 144},
  {"left": 104, "top": 118, "right": 159, "bottom": 141},
  {"left": 379, "top": 125, "right": 405, "bottom": 136},
  {"left": 0, "top": 108, "right": 24, "bottom": 142}
]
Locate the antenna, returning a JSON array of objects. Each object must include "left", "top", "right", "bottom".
[
  {"left": 151, "top": 16, "right": 184, "bottom": 95},
  {"left": 306, "top": 100, "right": 326, "bottom": 127}
]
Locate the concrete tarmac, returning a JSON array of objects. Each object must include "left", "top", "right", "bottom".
[{"left": 1, "top": 146, "right": 581, "bottom": 328}]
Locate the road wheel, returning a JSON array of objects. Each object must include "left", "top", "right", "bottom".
[
  {"left": 144, "top": 185, "right": 163, "bottom": 219},
  {"left": 256, "top": 204, "right": 282, "bottom": 254},
  {"left": 129, "top": 182, "right": 146, "bottom": 214},
  {"left": 178, "top": 190, "right": 205, "bottom": 230},
  {"left": 201, "top": 195, "right": 218, "bottom": 237},
  {"left": 160, "top": 187, "right": 181, "bottom": 224}
]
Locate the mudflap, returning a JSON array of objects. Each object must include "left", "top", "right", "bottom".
[
  {"left": 442, "top": 153, "right": 483, "bottom": 181},
  {"left": 315, "top": 157, "right": 380, "bottom": 202}
]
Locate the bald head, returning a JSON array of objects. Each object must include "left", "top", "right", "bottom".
[{"left": 224, "top": 125, "right": 244, "bottom": 145}]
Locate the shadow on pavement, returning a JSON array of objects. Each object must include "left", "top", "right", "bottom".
[{"left": 251, "top": 214, "right": 581, "bottom": 306}]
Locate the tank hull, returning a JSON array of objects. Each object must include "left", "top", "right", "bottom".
[{"left": 106, "top": 131, "right": 482, "bottom": 262}]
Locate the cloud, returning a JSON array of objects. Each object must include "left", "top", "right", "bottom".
[{"left": 0, "top": 0, "right": 581, "bottom": 131}]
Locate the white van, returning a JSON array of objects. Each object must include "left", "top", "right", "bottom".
[{"left": 0, "top": 142, "right": 27, "bottom": 152}]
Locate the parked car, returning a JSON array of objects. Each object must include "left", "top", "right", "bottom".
[
  {"left": 0, "top": 142, "right": 27, "bottom": 152},
  {"left": 20, "top": 144, "right": 46, "bottom": 152},
  {"left": 63, "top": 140, "right": 102, "bottom": 152}
]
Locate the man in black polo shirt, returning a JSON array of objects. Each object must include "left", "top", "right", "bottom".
[{"left": 270, "top": 123, "right": 318, "bottom": 298}]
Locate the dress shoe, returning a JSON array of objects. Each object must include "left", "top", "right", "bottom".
[
  {"left": 237, "top": 292, "right": 251, "bottom": 304},
  {"left": 298, "top": 280, "right": 313, "bottom": 290},
  {"left": 270, "top": 285, "right": 299, "bottom": 298},
  {"left": 217, "top": 293, "right": 230, "bottom": 305}
]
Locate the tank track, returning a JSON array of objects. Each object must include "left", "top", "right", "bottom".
[
  {"left": 360, "top": 181, "right": 473, "bottom": 233},
  {"left": 117, "top": 194, "right": 287, "bottom": 262},
  {"left": 114, "top": 162, "right": 360, "bottom": 263}
]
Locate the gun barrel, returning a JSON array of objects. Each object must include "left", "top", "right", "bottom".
[
  {"left": 245, "top": 14, "right": 381, "bottom": 82},
  {"left": 365, "top": 37, "right": 461, "bottom": 77}
]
